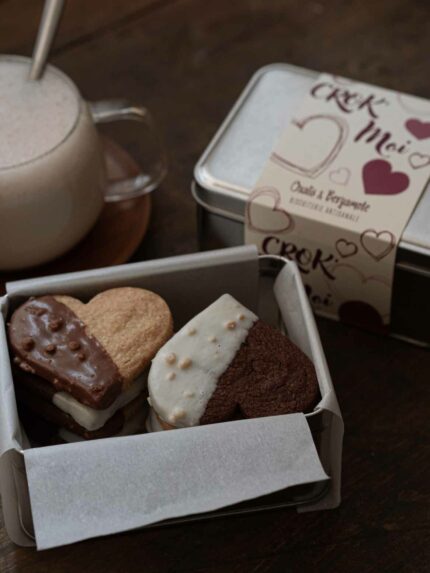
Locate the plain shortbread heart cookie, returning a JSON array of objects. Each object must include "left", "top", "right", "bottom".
[{"left": 55, "top": 288, "right": 173, "bottom": 384}]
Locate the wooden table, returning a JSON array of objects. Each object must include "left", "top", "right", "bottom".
[{"left": 1, "top": 1, "right": 429, "bottom": 571}]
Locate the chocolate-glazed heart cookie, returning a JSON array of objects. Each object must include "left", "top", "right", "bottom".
[
  {"left": 15, "top": 372, "right": 145, "bottom": 440},
  {"left": 146, "top": 294, "right": 319, "bottom": 431},
  {"left": 13, "top": 364, "right": 147, "bottom": 436},
  {"left": 9, "top": 288, "right": 173, "bottom": 409}
]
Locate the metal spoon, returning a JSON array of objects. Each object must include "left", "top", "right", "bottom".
[{"left": 29, "top": 0, "right": 65, "bottom": 81}]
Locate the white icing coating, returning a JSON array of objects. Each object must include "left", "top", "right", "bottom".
[
  {"left": 145, "top": 407, "right": 165, "bottom": 433},
  {"left": 52, "top": 372, "right": 146, "bottom": 431},
  {"left": 148, "top": 294, "right": 257, "bottom": 428},
  {"left": 59, "top": 409, "right": 146, "bottom": 443}
]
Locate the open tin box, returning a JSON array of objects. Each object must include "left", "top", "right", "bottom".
[
  {"left": 0, "top": 246, "right": 342, "bottom": 549},
  {"left": 192, "top": 63, "right": 430, "bottom": 346}
]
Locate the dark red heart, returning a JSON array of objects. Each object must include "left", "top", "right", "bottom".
[
  {"left": 362, "top": 159, "right": 409, "bottom": 196},
  {"left": 405, "top": 118, "right": 430, "bottom": 140},
  {"left": 338, "top": 301, "right": 388, "bottom": 335}
]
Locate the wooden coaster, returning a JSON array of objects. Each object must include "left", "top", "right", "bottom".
[{"left": 0, "top": 138, "right": 151, "bottom": 294}]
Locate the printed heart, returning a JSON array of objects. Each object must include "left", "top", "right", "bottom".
[
  {"left": 271, "top": 114, "right": 349, "bottom": 178},
  {"left": 338, "top": 301, "right": 388, "bottom": 334},
  {"left": 405, "top": 119, "right": 430, "bottom": 140},
  {"left": 408, "top": 152, "right": 430, "bottom": 170},
  {"left": 360, "top": 229, "right": 396, "bottom": 261},
  {"left": 246, "top": 187, "right": 293, "bottom": 234},
  {"left": 362, "top": 159, "right": 409, "bottom": 196},
  {"left": 324, "top": 263, "right": 391, "bottom": 326},
  {"left": 329, "top": 167, "right": 351, "bottom": 186},
  {"left": 397, "top": 94, "right": 430, "bottom": 116},
  {"left": 335, "top": 238, "right": 358, "bottom": 258},
  {"left": 332, "top": 75, "right": 355, "bottom": 86},
  {"left": 8, "top": 289, "right": 173, "bottom": 408}
]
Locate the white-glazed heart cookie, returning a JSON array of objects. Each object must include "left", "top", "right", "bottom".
[{"left": 147, "top": 294, "right": 319, "bottom": 431}]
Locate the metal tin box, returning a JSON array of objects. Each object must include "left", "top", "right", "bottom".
[
  {"left": 193, "top": 64, "right": 430, "bottom": 346},
  {"left": 0, "top": 246, "right": 342, "bottom": 549}
]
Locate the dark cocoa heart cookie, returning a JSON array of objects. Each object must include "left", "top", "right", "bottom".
[
  {"left": 147, "top": 294, "right": 319, "bottom": 430},
  {"left": 200, "top": 320, "right": 318, "bottom": 424}
]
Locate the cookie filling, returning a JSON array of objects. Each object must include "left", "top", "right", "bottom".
[
  {"left": 146, "top": 408, "right": 175, "bottom": 432},
  {"left": 9, "top": 296, "right": 123, "bottom": 409},
  {"left": 16, "top": 382, "right": 145, "bottom": 440},
  {"left": 15, "top": 382, "right": 125, "bottom": 438},
  {"left": 52, "top": 372, "right": 146, "bottom": 431},
  {"left": 59, "top": 408, "right": 146, "bottom": 443},
  {"left": 14, "top": 365, "right": 146, "bottom": 431}
]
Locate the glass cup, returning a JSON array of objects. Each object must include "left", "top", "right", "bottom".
[{"left": 0, "top": 56, "right": 167, "bottom": 271}]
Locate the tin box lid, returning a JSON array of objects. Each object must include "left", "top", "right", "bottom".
[{"left": 194, "top": 63, "right": 430, "bottom": 257}]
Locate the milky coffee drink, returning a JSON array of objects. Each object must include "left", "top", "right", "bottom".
[{"left": 0, "top": 56, "right": 105, "bottom": 270}]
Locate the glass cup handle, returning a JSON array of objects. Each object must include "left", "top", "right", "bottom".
[{"left": 90, "top": 99, "right": 167, "bottom": 202}]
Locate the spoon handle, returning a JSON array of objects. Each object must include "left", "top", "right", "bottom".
[{"left": 29, "top": 0, "right": 65, "bottom": 81}]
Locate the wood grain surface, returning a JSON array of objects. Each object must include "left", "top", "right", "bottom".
[{"left": 1, "top": 1, "right": 429, "bottom": 571}]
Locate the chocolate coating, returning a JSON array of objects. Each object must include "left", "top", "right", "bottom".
[
  {"left": 8, "top": 296, "right": 123, "bottom": 409},
  {"left": 200, "top": 320, "right": 319, "bottom": 424}
]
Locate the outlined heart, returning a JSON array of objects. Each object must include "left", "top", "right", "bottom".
[
  {"left": 324, "top": 263, "right": 391, "bottom": 327},
  {"left": 271, "top": 114, "right": 349, "bottom": 178},
  {"left": 331, "top": 75, "right": 355, "bottom": 86},
  {"left": 329, "top": 167, "right": 350, "bottom": 186},
  {"left": 408, "top": 152, "right": 430, "bottom": 170},
  {"left": 405, "top": 118, "right": 430, "bottom": 140},
  {"left": 335, "top": 238, "right": 358, "bottom": 258},
  {"left": 397, "top": 94, "right": 430, "bottom": 116},
  {"left": 246, "top": 187, "right": 294, "bottom": 234},
  {"left": 360, "top": 229, "right": 396, "bottom": 261},
  {"left": 362, "top": 159, "right": 409, "bottom": 196}
]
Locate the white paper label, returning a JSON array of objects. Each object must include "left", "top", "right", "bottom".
[{"left": 245, "top": 73, "right": 430, "bottom": 330}]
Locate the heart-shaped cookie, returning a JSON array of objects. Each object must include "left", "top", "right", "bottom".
[
  {"left": 15, "top": 366, "right": 146, "bottom": 441},
  {"left": 9, "top": 288, "right": 173, "bottom": 409},
  {"left": 147, "top": 294, "right": 318, "bottom": 429}
]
